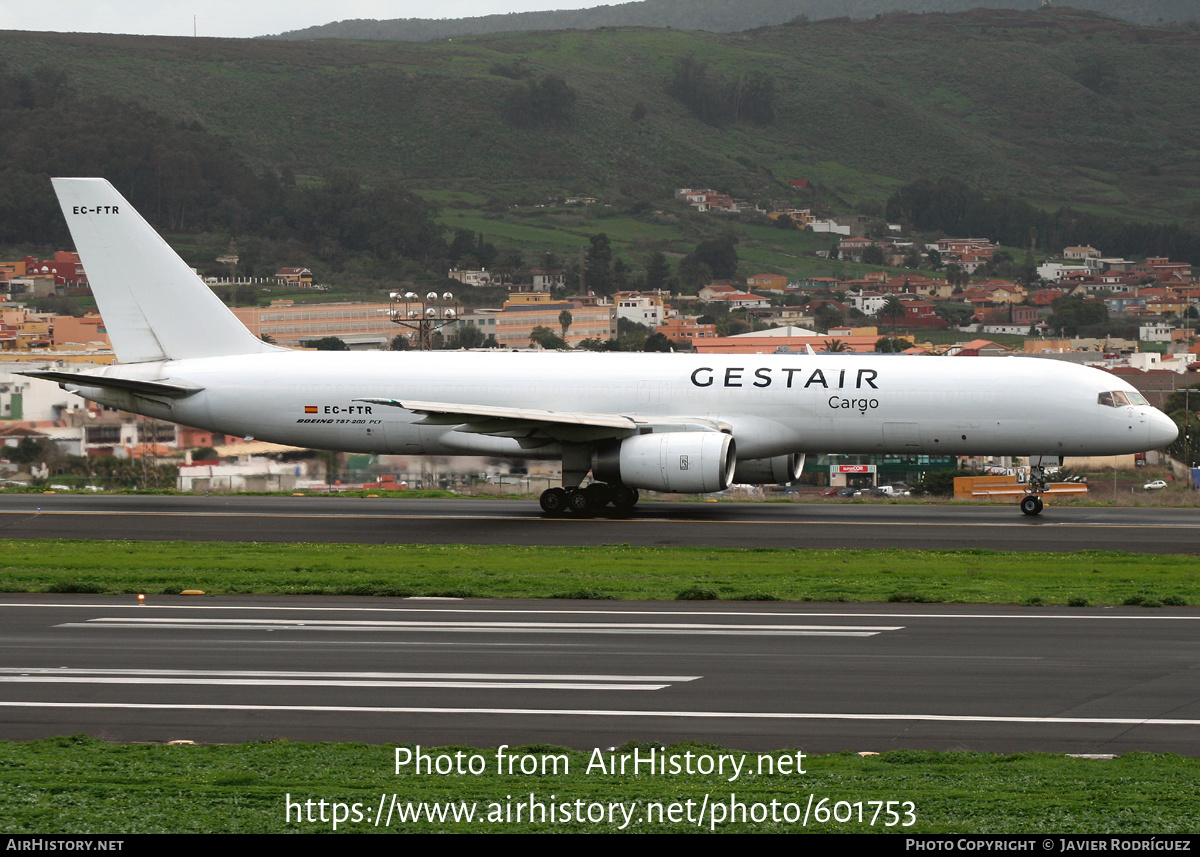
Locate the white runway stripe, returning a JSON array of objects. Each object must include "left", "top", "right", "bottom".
[
  {"left": 1, "top": 700, "right": 1198, "bottom": 727},
  {"left": 0, "top": 667, "right": 699, "bottom": 691},
  {"left": 62, "top": 617, "right": 898, "bottom": 636}
]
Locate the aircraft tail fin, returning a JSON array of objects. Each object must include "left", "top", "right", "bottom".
[{"left": 52, "top": 178, "right": 279, "bottom": 364}]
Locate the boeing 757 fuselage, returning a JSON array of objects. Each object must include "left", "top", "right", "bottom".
[{"left": 25, "top": 179, "right": 1179, "bottom": 517}]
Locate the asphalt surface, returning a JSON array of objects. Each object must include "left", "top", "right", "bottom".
[
  {"left": 2, "top": 495, "right": 1197, "bottom": 755},
  {"left": 0, "top": 494, "right": 1197, "bottom": 553},
  {"left": 2, "top": 595, "right": 1199, "bottom": 754}
]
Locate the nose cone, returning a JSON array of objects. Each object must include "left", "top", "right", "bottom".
[{"left": 1148, "top": 409, "right": 1179, "bottom": 448}]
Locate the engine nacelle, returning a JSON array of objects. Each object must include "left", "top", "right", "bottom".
[
  {"left": 732, "top": 453, "right": 805, "bottom": 485},
  {"left": 593, "top": 432, "right": 736, "bottom": 493}
]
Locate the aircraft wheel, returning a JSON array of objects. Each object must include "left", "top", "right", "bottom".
[
  {"left": 539, "top": 487, "right": 568, "bottom": 516},
  {"left": 611, "top": 485, "right": 639, "bottom": 511},
  {"left": 565, "top": 488, "right": 593, "bottom": 516},
  {"left": 584, "top": 483, "right": 612, "bottom": 508},
  {"left": 1020, "top": 496, "right": 1043, "bottom": 517}
]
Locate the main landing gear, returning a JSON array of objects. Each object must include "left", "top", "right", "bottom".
[{"left": 539, "top": 483, "right": 638, "bottom": 517}]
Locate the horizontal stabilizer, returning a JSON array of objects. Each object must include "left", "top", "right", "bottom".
[{"left": 18, "top": 370, "right": 203, "bottom": 399}]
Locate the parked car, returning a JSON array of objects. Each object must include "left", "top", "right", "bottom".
[{"left": 1143, "top": 480, "right": 1168, "bottom": 490}]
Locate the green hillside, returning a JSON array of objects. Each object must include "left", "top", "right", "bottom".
[
  {"left": 3, "top": 7, "right": 1199, "bottom": 238},
  {"left": 271, "top": 0, "right": 1200, "bottom": 41}
]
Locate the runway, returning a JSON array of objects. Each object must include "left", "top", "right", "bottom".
[
  {"left": 0, "top": 494, "right": 1197, "bottom": 552},
  {"left": 2, "top": 496, "right": 1197, "bottom": 754},
  {"left": 1, "top": 595, "right": 1198, "bottom": 754}
]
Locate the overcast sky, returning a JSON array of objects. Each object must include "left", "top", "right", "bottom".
[{"left": 0, "top": 1, "right": 619, "bottom": 39}]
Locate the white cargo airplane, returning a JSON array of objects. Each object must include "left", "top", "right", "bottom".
[{"left": 24, "top": 179, "right": 1178, "bottom": 517}]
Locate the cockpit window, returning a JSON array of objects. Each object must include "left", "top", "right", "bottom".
[{"left": 1098, "top": 390, "right": 1149, "bottom": 407}]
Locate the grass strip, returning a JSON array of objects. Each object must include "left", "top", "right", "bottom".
[
  {"left": 0, "top": 540, "right": 1195, "bottom": 606},
  {"left": 1, "top": 737, "right": 1195, "bottom": 833}
]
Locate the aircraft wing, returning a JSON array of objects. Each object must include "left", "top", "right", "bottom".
[
  {"left": 352, "top": 397, "right": 729, "bottom": 444},
  {"left": 17, "top": 370, "right": 204, "bottom": 399}
]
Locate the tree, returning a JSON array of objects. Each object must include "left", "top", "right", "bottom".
[
  {"left": 303, "top": 336, "right": 349, "bottom": 351},
  {"left": 616, "top": 318, "right": 648, "bottom": 351},
  {"left": 1048, "top": 296, "right": 1108, "bottom": 336},
  {"left": 643, "top": 332, "right": 674, "bottom": 352},
  {"left": 683, "top": 236, "right": 739, "bottom": 282},
  {"left": 666, "top": 55, "right": 775, "bottom": 126},
  {"left": 33, "top": 295, "right": 83, "bottom": 317},
  {"left": 731, "top": 320, "right": 757, "bottom": 338},
  {"left": 612, "top": 257, "right": 630, "bottom": 291},
  {"left": 822, "top": 338, "right": 849, "bottom": 353},
  {"left": 730, "top": 70, "right": 776, "bottom": 125},
  {"left": 815, "top": 303, "right": 844, "bottom": 332},
  {"left": 945, "top": 263, "right": 970, "bottom": 289},
  {"left": 644, "top": 250, "right": 670, "bottom": 291},
  {"left": 450, "top": 324, "right": 486, "bottom": 349},
  {"left": 529, "top": 325, "right": 567, "bottom": 350},
  {"left": 7, "top": 436, "right": 58, "bottom": 466},
  {"left": 910, "top": 469, "right": 987, "bottom": 497},
  {"left": 558, "top": 309, "right": 573, "bottom": 338},
  {"left": 390, "top": 334, "right": 412, "bottom": 351},
  {"left": 879, "top": 295, "right": 906, "bottom": 332},
  {"left": 665, "top": 54, "right": 729, "bottom": 126},
  {"left": 861, "top": 244, "right": 886, "bottom": 266},
  {"left": 1165, "top": 384, "right": 1200, "bottom": 467},
  {"left": 876, "top": 336, "right": 913, "bottom": 353},
  {"left": 578, "top": 337, "right": 615, "bottom": 351},
  {"left": 676, "top": 256, "right": 712, "bottom": 290},
  {"left": 501, "top": 75, "right": 577, "bottom": 127},
  {"left": 585, "top": 233, "right": 613, "bottom": 294}
]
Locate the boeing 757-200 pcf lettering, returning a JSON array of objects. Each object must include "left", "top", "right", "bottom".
[{"left": 23, "top": 179, "right": 1179, "bottom": 517}]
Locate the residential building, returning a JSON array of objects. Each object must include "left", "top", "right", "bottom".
[
  {"left": 656, "top": 317, "right": 717, "bottom": 343},
  {"left": 274, "top": 267, "right": 313, "bottom": 288},
  {"left": 448, "top": 268, "right": 492, "bottom": 288},
  {"left": 614, "top": 292, "right": 666, "bottom": 328}
]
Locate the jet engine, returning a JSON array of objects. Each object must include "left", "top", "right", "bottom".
[
  {"left": 732, "top": 453, "right": 805, "bottom": 485},
  {"left": 592, "top": 432, "right": 736, "bottom": 493}
]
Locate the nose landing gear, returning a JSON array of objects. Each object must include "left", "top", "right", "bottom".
[{"left": 1019, "top": 460, "right": 1053, "bottom": 516}]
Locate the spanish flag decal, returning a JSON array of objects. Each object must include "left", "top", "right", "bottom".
[{"left": 304, "top": 405, "right": 318, "bottom": 413}]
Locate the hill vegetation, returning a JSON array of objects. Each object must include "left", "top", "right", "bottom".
[
  {"left": 270, "top": 0, "right": 1200, "bottom": 41},
  {"left": 4, "top": 7, "right": 1200, "bottom": 279}
]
